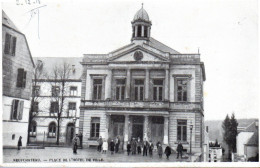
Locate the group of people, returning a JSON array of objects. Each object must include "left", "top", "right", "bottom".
[
  {"left": 97, "top": 136, "right": 121, "bottom": 154},
  {"left": 95, "top": 136, "right": 184, "bottom": 160}
]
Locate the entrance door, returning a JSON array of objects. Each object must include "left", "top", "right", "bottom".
[
  {"left": 66, "top": 123, "right": 75, "bottom": 145},
  {"left": 151, "top": 124, "right": 164, "bottom": 144},
  {"left": 132, "top": 124, "right": 143, "bottom": 140}
]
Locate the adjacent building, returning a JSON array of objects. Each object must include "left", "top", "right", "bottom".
[
  {"left": 79, "top": 6, "right": 206, "bottom": 153},
  {"left": 2, "top": 11, "right": 35, "bottom": 148},
  {"left": 236, "top": 120, "right": 259, "bottom": 160},
  {"left": 28, "top": 57, "right": 82, "bottom": 146}
]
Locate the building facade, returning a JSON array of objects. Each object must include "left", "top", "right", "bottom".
[
  {"left": 29, "top": 57, "right": 82, "bottom": 146},
  {"left": 2, "top": 11, "right": 35, "bottom": 147},
  {"left": 236, "top": 121, "right": 258, "bottom": 160},
  {"left": 79, "top": 7, "right": 206, "bottom": 153}
]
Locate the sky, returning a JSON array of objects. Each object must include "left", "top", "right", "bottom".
[{"left": 2, "top": 0, "right": 259, "bottom": 121}]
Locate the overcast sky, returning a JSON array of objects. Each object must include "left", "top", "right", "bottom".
[{"left": 2, "top": 0, "right": 259, "bottom": 121}]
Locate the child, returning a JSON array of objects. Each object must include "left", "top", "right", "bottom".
[{"left": 102, "top": 139, "right": 108, "bottom": 154}]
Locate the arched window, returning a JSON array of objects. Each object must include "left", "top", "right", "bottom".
[
  {"left": 29, "top": 121, "right": 37, "bottom": 137},
  {"left": 48, "top": 122, "right": 56, "bottom": 137}
]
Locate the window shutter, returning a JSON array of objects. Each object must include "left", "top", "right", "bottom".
[
  {"left": 22, "top": 71, "right": 27, "bottom": 87},
  {"left": 18, "top": 101, "right": 24, "bottom": 120},
  {"left": 11, "top": 37, "right": 16, "bottom": 56},
  {"left": 16, "top": 69, "right": 24, "bottom": 87},
  {"left": 4, "top": 33, "right": 11, "bottom": 54},
  {"left": 10, "top": 99, "right": 16, "bottom": 119}
]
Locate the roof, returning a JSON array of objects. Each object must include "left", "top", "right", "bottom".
[
  {"left": 149, "top": 37, "right": 180, "bottom": 54},
  {"left": 33, "top": 57, "right": 83, "bottom": 80},
  {"left": 246, "top": 131, "right": 258, "bottom": 146},
  {"left": 3, "top": 10, "right": 35, "bottom": 68},
  {"left": 133, "top": 7, "right": 149, "bottom": 21},
  {"left": 2, "top": 10, "right": 20, "bottom": 32},
  {"left": 243, "top": 121, "right": 258, "bottom": 132}
]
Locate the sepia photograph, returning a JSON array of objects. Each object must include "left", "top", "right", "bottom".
[{"left": 1, "top": 0, "right": 259, "bottom": 167}]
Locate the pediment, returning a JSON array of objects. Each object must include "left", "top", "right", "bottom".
[{"left": 108, "top": 46, "right": 169, "bottom": 62}]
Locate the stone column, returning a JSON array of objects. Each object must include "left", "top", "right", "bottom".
[
  {"left": 163, "top": 116, "right": 169, "bottom": 144},
  {"left": 135, "top": 26, "right": 138, "bottom": 37},
  {"left": 145, "top": 69, "right": 150, "bottom": 100},
  {"left": 105, "top": 69, "right": 112, "bottom": 100},
  {"left": 124, "top": 114, "right": 129, "bottom": 150},
  {"left": 141, "top": 25, "right": 144, "bottom": 37},
  {"left": 125, "top": 69, "right": 131, "bottom": 99},
  {"left": 165, "top": 69, "right": 169, "bottom": 100},
  {"left": 143, "top": 115, "right": 148, "bottom": 140},
  {"left": 105, "top": 114, "right": 110, "bottom": 140}
]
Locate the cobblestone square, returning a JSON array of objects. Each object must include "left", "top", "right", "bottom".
[{"left": 3, "top": 147, "right": 192, "bottom": 163}]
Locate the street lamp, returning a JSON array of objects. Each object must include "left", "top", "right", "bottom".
[
  {"left": 190, "top": 125, "right": 193, "bottom": 154},
  {"left": 73, "top": 117, "right": 77, "bottom": 136}
]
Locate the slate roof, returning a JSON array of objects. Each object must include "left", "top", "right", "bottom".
[
  {"left": 246, "top": 131, "right": 259, "bottom": 146},
  {"left": 243, "top": 121, "right": 258, "bottom": 132},
  {"left": 33, "top": 57, "right": 83, "bottom": 80},
  {"left": 2, "top": 10, "right": 20, "bottom": 32},
  {"left": 149, "top": 37, "right": 180, "bottom": 54}
]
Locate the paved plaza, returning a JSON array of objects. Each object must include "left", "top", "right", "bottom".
[{"left": 3, "top": 147, "right": 192, "bottom": 163}]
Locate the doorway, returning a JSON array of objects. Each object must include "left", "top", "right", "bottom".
[
  {"left": 66, "top": 123, "right": 75, "bottom": 145},
  {"left": 132, "top": 124, "right": 143, "bottom": 140}
]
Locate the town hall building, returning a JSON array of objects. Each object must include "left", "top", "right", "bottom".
[{"left": 79, "top": 6, "right": 206, "bottom": 153}]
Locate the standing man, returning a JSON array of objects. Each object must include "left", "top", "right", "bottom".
[
  {"left": 17, "top": 136, "right": 22, "bottom": 150},
  {"left": 115, "top": 136, "right": 120, "bottom": 153},
  {"left": 148, "top": 141, "right": 154, "bottom": 157},
  {"left": 164, "top": 145, "right": 172, "bottom": 160},
  {"left": 177, "top": 142, "right": 183, "bottom": 159},
  {"left": 110, "top": 139, "right": 115, "bottom": 155},
  {"left": 97, "top": 136, "right": 103, "bottom": 152},
  {"left": 142, "top": 138, "right": 148, "bottom": 156},
  {"left": 72, "top": 134, "right": 79, "bottom": 154},
  {"left": 137, "top": 137, "right": 142, "bottom": 155}
]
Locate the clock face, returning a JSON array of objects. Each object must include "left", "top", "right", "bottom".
[{"left": 134, "top": 51, "right": 143, "bottom": 61}]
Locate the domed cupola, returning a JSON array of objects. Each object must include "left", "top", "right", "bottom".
[{"left": 131, "top": 4, "right": 152, "bottom": 42}]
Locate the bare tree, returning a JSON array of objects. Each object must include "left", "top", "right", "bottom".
[
  {"left": 27, "top": 60, "right": 45, "bottom": 144},
  {"left": 48, "top": 62, "right": 71, "bottom": 145}
]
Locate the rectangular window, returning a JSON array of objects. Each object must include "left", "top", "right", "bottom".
[
  {"left": 115, "top": 79, "right": 125, "bottom": 100},
  {"left": 93, "top": 79, "right": 102, "bottom": 100},
  {"left": 153, "top": 79, "right": 163, "bottom": 101},
  {"left": 4, "top": 33, "right": 17, "bottom": 56},
  {"left": 29, "top": 122, "right": 37, "bottom": 137},
  {"left": 68, "top": 102, "right": 76, "bottom": 117},
  {"left": 137, "top": 25, "right": 142, "bottom": 37},
  {"left": 134, "top": 79, "right": 144, "bottom": 101},
  {"left": 32, "top": 86, "right": 40, "bottom": 97},
  {"left": 90, "top": 117, "right": 100, "bottom": 138},
  {"left": 16, "top": 68, "right": 27, "bottom": 88},
  {"left": 52, "top": 86, "right": 60, "bottom": 96},
  {"left": 10, "top": 99, "right": 24, "bottom": 120},
  {"left": 50, "top": 102, "right": 59, "bottom": 113},
  {"left": 177, "top": 120, "right": 187, "bottom": 141},
  {"left": 144, "top": 26, "right": 148, "bottom": 37},
  {"left": 70, "top": 86, "right": 77, "bottom": 96},
  {"left": 177, "top": 79, "right": 188, "bottom": 102}
]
